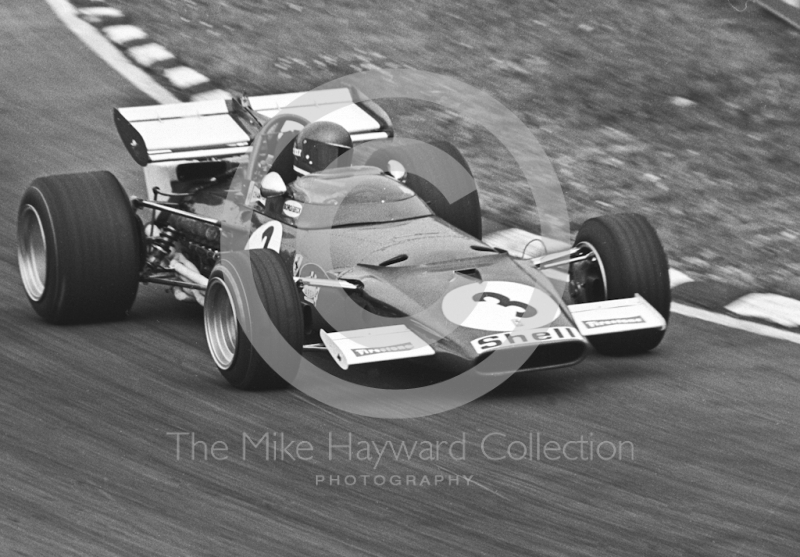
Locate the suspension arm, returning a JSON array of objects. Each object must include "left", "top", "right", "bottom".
[
  {"left": 131, "top": 197, "right": 221, "bottom": 227},
  {"left": 294, "top": 277, "right": 361, "bottom": 291},
  {"left": 140, "top": 274, "right": 206, "bottom": 290},
  {"left": 532, "top": 246, "right": 594, "bottom": 270}
]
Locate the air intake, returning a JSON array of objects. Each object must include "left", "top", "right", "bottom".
[{"left": 378, "top": 254, "right": 408, "bottom": 266}]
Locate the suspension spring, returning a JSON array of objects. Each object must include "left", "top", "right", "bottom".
[{"left": 146, "top": 225, "right": 179, "bottom": 270}]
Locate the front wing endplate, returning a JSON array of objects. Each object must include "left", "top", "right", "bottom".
[
  {"left": 567, "top": 294, "right": 667, "bottom": 337},
  {"left": 320, "top": 325, "right": 434, "bottom": 370}
]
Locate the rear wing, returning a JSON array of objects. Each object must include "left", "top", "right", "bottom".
[{"left": 114, "top": 86, "right": 393, "bottom": 166}]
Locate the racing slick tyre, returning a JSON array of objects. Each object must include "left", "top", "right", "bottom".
[
  {"left": 366, "top": 140, "right": 482, "bottom": 239},
  {"left": 570, "top": 213, "right": 670, "bottom": 356},
  {"left": 204, "top": 249, "right": 303, "bottom": 390},
  {"left": 17, "top": 171, "right": 142, "bottom": 324}
]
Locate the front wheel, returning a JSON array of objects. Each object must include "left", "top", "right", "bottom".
[
  {"left": 17, "top": 171, "right": 142, "bottom": 323},
  {"left": 204, "top": 249, "right": 304, "bottom": 390},
  {"left": 569, "top": 213, "right": 670, "bottom": 355}
]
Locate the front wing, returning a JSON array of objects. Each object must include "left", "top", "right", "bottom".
[{"left": 317, "top": 295, "right": 665, "bottom": 372}]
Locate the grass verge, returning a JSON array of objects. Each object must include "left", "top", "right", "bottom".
[{"left": 105, "top": 0, "right": 800, "bottom": 298}]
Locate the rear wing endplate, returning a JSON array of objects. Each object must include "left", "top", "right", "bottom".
[{"left": 114, "top": 86, "right": 393, "bottom": 166}]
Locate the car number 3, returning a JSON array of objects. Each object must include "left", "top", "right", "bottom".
[
  {"left": 472, "top": 292, "right": 537, "bottom": 318},
  {"left": 441, "top": 281, "right": 560, "bottom": 332}
]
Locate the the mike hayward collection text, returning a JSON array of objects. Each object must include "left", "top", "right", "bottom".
[{"left": 167, "top": 431, "right": 635, "bottom": 464}]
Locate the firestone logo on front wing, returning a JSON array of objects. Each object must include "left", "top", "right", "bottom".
[
  {"left": 353, "top": 343, "right": 415, "bottom": 357},
  {"left": 583, "top": 316, "right": 645, "bottom": 329}
]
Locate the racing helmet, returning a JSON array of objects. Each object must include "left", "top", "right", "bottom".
[{"left": 292, "top": 121, "right": 353, "bottom": 175}]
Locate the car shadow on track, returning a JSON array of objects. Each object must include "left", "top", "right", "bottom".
[{"left": 479, "top": 351, "right": 666, "bottom": 401}]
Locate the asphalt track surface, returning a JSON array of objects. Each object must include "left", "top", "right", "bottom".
[{"left": 1, "top": 3, "right": 799, "bottom": 556}]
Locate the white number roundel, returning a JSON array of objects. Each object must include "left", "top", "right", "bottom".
[
  {"left": 245, "top": 221, "right": 283, "bottom": 251},
  {"left": 441, "top": 281, "right": 560, "bottom": 332}
]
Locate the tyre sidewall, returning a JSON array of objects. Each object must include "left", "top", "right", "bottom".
[
  {"left": 19, "top": 185, "right": 62, "bottom": 321},
  {"left": 207, "top": 257, "right": 255, "bottom": 388},
  {"left": 208, "top": 250, "right": 303, "bottom": 390}
]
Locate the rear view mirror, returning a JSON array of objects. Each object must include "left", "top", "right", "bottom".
[
  {"left": 387, "top": 160, "right": 407, "bottom": 183},
  {"left": 260, "top": 172, "right": 287, "bottom": 197}
]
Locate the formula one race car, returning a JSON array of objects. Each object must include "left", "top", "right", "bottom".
[{"left": 16, "top": 87, "right": 670, "bottom": 390}]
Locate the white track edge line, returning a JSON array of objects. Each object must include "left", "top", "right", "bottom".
[
  {"left": 725, "top": 293, "right": 800, "bottom": 328},
  {"left": 671, "top": 302, "right": 800, "bottom": 346},
  {"left": 44, "top": 0, "right": 179, "bottom": 104}
]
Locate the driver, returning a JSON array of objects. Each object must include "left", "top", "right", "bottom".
[{"left": 257, "top": 121, "right": 354, "bottom": 198}]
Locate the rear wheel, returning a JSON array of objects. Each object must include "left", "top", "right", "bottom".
[
  {"left": 17, "top": 171, "right": 142, "bottom": 323},
  {"left": 570, "top": 213, "right": 670, "bottom": 355},
  {"left": 204, "top": 249, "right": 304, "bottom": 390},
  {"left": 366, "top": 139, "right": 482, "bottom": 239}
]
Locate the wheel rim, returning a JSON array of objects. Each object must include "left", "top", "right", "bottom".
[
  {"left": 204, "top": 277, "right": 238, "bottom": 370},
  {"left": 569, "top": 241, "right": 608, "bottom": 304},
  {"left": 18, "top": 205, "right": 47, "bottom": 302}
]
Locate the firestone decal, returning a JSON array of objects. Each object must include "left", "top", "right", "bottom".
[
  {"left": 353, "top": 343, "right": 414, "bottom": 357},
  {"left": 583, "top": 316, "right": 645, "bottom": 329},
  {"left": 441, "top": 281, "right": 561, "bottom": 332},
  {"left": 283, "top": 200, "right": 303, "bottom": 218}
]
